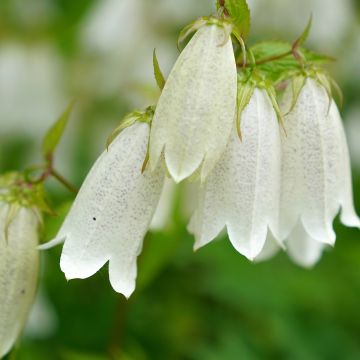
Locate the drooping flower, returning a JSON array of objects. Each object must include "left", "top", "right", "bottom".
[
  {"left": 0, "top": 203, "right": 40, "bottom": 358},
  {"left": 189, "top": 88, "right": 282, "bottom": 259},
  {"left": 149, "top": 23, "right": 237, "bottom": 183},
  {"left": 42, "top": 122, "right": 165, "bottom": 298},
  {"left": 255, "top": 223, "right": 328, "bottom": 268},
  {"left": 279, "top": 78, "right": 360, "bottom": 249}
]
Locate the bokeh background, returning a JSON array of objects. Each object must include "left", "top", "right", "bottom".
[{"left": 1, "top": 0, "right": 360, "bottom": 359}]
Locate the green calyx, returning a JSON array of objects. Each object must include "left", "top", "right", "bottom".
[
  {"left": 178, "top": 16, "right": 234, "bottom": 50},
  {"left": 284, "top": 67, "right": 342, "bottom": 115},
  {"left": 106, "top": 106, "right": 155, "bottom": 149},
  {"left": 236, "top": 70, "right": 285, "bottom": 138},
  {"left": 0, "top": 172, "right": 50, "bottom": 217}
]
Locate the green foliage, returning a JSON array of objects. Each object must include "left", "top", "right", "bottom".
[
  {"left": 224, "top": 0, "right": 251, "bottom": 38},
  {"left": 249, "top": 41, "right": 334, "bottom": 83},
  {"left": 42, "top": 101, "right": 75, "bottom": 162}
]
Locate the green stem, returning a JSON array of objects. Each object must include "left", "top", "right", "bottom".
[
  {"left": 50, "top": 169, "right": 77, "bottom": 194},
  {"left": 237, "top": 49, "right": 292, "bottom": 68}
]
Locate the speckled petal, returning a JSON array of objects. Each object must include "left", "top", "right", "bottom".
[
  {"left": 331, "top": 104, "right": 360, "bottom": 228},
  {"left": 0, "top": 205, "right": 39, "bottom": 358},
  {"left": 190, "top": 89, "right": 281, "bottom": 260},
  {"left": 253, "top": 232, "right": 281, "bottom": 263},
  {"left": 47, "top": 123, "right": 164, "bottom": 298},
  {"left": 280, "top": 79, "right": 343, "bottom": 244},
  {"left": 286, "top": 221, "right": 327, "bottom": 268},
  {"left": 149, "top": 24, "right": 237, "bottom": 183}
]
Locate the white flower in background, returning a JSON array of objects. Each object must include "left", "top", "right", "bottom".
[
  {"left": 279, "top": 78, "right": 360, "bottom": 256},
  {"left": 42, "top": 122, "right": 165, "bottom": 298},
  {"left": 0, "top": 204, "right": 40, "bottom": 358},
  {"left": 80, "top": 0, "right": 143, "bottom": 55},
  {"left": 246, "top": 0, "right": 354, "bottom": 52},
  {"left": 255, "top": 225, "right": 327, "bottom": 268},
  {"left": 150, "top": 178, "right": 177, "bottom": 231},
  {"left": 0, "top": 43, "right": 65, "bottom": 138},
  {"left": 344, "top": 105, "right": 360, "bottom": 171},
  {"left": 149, "top": 24, "right": 237, "bottom": 183},
  {"left": 189, "top": 88, "right": 281, "bottom": 260}
]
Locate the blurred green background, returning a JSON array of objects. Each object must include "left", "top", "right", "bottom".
[{"left": 1, "top": 0, "right": 360, "bottom": 359}]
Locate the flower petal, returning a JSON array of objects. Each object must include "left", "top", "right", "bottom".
[
  {"left": 286, "top": 221, "right": 327, "bottom": 268},
  {"left": 0, "top": 205, "right": 39, "bottom": 358},
  {"left": 253, "top": 232, "right": 281, "bottom": 263},
  {"left": 54, "top": 123, "right": 164, "bottom": 297},
  {"left": 331, "top": 104, "right": 360, "bottom": 228},
  {"left": 149, "top": 24, "right": 237, "bottom": 183},
  {"left": 280, "top": 79, "right": 342, "bottom": 244},
  {"left": 149, "top": 178, "right": 176, "bottom": 231},
  {"left": 190, "top": 89, "right": 281, "bottom": 259}
]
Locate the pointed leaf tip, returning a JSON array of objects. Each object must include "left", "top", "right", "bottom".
[
  {"left": 294, "top": 14, "right": 313, "bottom": 49},
  {"left": 42, "top": 100, "right": 76, "bottom": 161},
  {"left": 224, "top": 0, "right": 251, "bottom": 38},
  {"left": 153, "top": 49, "right": 166, "bottom": 90}
]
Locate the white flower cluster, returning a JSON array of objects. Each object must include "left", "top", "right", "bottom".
[{"left": 46, "top": 24, "right": 359, "bottom": 298}]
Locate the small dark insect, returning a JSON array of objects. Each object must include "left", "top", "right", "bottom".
[{"left": 93, "top": 217, "right": 97, "bottom": 221}]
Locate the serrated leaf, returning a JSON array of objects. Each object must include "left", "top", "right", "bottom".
[
  {"left": 153, "top": 49, "right": 166, "bottom": 90},
  {"left": 42, "top": 100, "right": 75, "bottom": 161},
  {"left": 224, "top": 0, "right": 251, "bottom": 38}
]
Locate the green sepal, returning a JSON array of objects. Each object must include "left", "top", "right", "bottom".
[
  {"left": 106, "top": 106, "right": 155, "bottom": 149},
  {"left": 286, "top": 75, "right": 307, "bottom": 115},
  {"left": 236, "top": 78, "right": 255, "bottom": 140},
  {"left": 177, "top": 16, "right": 234, "bottom": 50},
  {"left": 239, "top": 69, "right": 285, "bottom": 131},
  {"left": 153, "top": 49, "right": 166, "bottom": 90},
  {"left": 266, "top": 86, "right": 286, "bottom": 133},
  {"left": 0, "top": 172, "right": 52, "bottom": 216},
  {"left": 42, "top": 100, "right": 75, "bottom": 162},
  {"left": 177, "top": 17, "right": 208, "bottom": 50},
  {"left": 224, "top": 0, "right": 251, "bottom": 38},
  {"left": 314, "top": 71, "right": 333, "bottom": 112},
  {"left": 231, "top": 27, "right": 247, "bottom": 67},
  {"left": 4, "top": 203, "right": 20, "bottom": 243}
]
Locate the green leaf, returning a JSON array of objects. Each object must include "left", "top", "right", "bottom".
[
  {"left": 293, "top": 15, "right": 313, "bottom": 48},
  {"left": 153, "top": 49, "right": 166, "bottom": 90},
  {"left": 224, "top": 0, "right": 251, "bottom": 38},
  {"left": 249, "top": 41, "right": 335, "bottom": 83},
  {"left": 42, "top": 100, "right": 75, "bottom": 161}
]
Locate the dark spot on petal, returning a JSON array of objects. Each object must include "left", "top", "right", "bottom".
[{"left": 93, "top": 217, "right": 97, "bottom": 221}]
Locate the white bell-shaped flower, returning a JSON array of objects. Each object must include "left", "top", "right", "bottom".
[
  {"left": 42, "top": 122, "right": 165, "bottom": 298},
  {"left": 189, "top": 89, "right": 281, "bottom": 260},
  {"left": 149, "top": 24, "right": 237, "bottom": 183},
  {"left": 255, "top": 225, "right": 327, "bottom": 268},
  {"left": 0, "top": 204, "right": 40, "bottom": 358},
  {"left": 280, "top": 78, "right": 360, "bottom": 246}
]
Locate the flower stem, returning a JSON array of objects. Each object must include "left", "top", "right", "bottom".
[
  {"left": 237, "top": 49, "right": 292, "bottom": 68},
  {"left": 50, "top": 169, "right": 77, "bottom": 194},
  {"left": 218, "top": 0, "right": 229, "bottom": 16}
]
